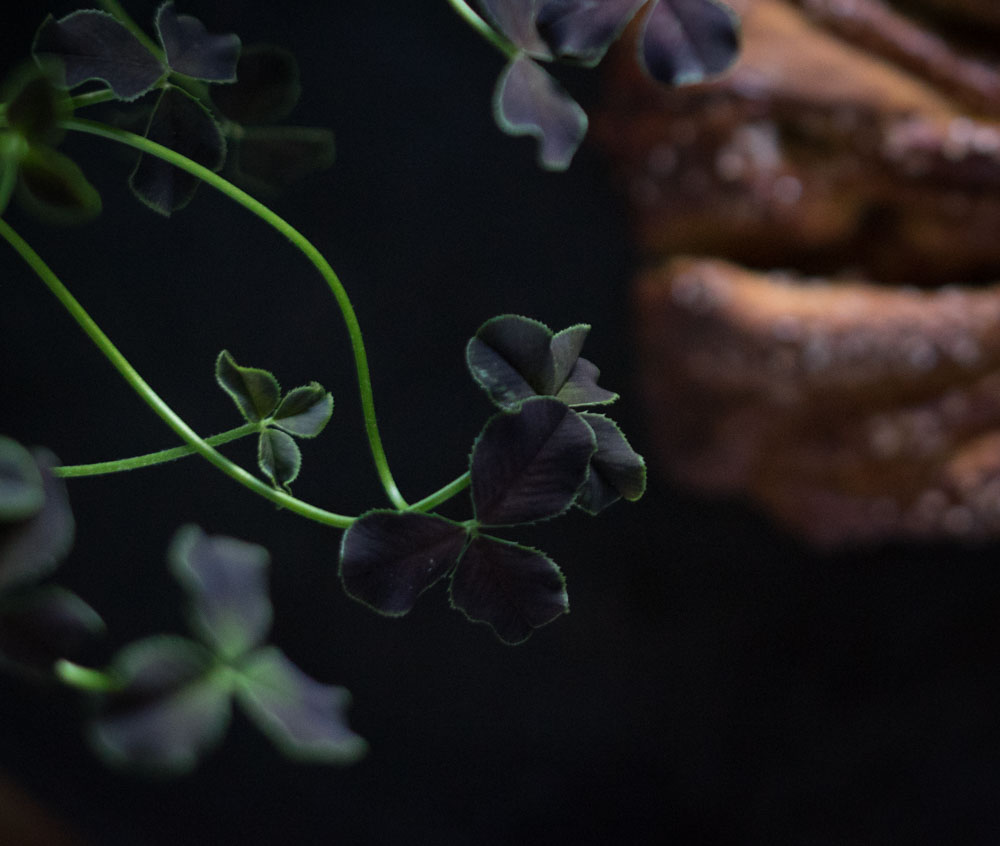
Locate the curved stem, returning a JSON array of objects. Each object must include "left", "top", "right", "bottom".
[
  {"left": 0, "top": 217, "right": 355, "bottom": 528},
  {"left": 445, "top": 0, "right": 518, "bottom": 58},
  {"left": 53, "top": 422, "right": 259, "bottom": 477},
  {"left": 409, "top": 471, "right": 471, "bottom": 512},
  {"left": 55, "top": 659, "right": 123, "bottom": 692},
  {"left": 62, "top": 116, "right": 407, "bottom": 509}
]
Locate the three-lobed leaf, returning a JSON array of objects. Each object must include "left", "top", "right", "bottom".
[{"left": 467, "top": 315, "right": 617, "bottom": 410}]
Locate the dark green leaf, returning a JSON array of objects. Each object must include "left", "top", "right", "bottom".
[
  {"left": 229, "top": 126, "right": 335, "bottom": 195},
  {"left": 17, "top": 144, "right": 102, "bottom": 224},
  {"left": 211, "top": 45, "right": 300, "bottom": 124},
  {"left": 236, "top": 646, "right": 367, "bottom": 763},
  {"left": 155, "top": 1, "right": 240, "bottom": 83},
  {"left": 0, "top": 449, "right": 74, "bottom": 592},
  {"left": 492, "top": 54, "right": 587, "bottom": 171},
  {"left": 575, "top": 413, "right": 647, "bottom": 514},
  {"left": 89, "top": 635, "right": 232, "bottom": 775},
  {"left": 129, "top": 85, "right": 226, "bottom": 215},
  {"left": 450, "top": 535, "right": 567, "bottom": 644},
  {"left": 32, "top": 10, "right": 165, "bottom": 101},
  {"left": 0, "top": 436, "right": 45, "bottom": 522},
  {"left": 168, "top": 525, "right": 272, "bottom": 660},
  {"left": 0, "top": 586, "right": 105, "bottom": 674},
  {"left": 471, "top": 397, "right": 596, "bottom": 526},
  {"left": 272, "top": 384, "right": 333, "bottom": 438},
  {"left": 339, "top": 511, "right": 466, "bottom": 616},
  {"left": 215, "top": 350, "right": 280, "bottom": 422},
  {"left": 258, "top": 428, "right": 300, "bottom": 492},
  {"left": 640, "top": 0, "right": 741, "bottom": 86}
]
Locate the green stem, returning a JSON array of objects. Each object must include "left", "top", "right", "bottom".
[
  {"left": 444, "top": 0, "right": 518, "bottom": 58},
  {"left": 0, "top": 217, "right": 355, "bottom": 529},
  {"left": 61, "top": 116, "right": 407, "bottom": 509},
  {"left": 69, "top": 89, "right": 120, "bottom": 111},
  {"left": 53, "top": 422, "right": 259, "bottom": 477},
  {"left": 410, "top": 471, "right": 470, "bottom": 512},
  {"left": 55, "top": 659, "right": 123, "bottom": 692}
]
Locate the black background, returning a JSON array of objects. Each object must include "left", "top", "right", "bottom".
[{"left": 3, "top": 2, "right": 1000, "bottom": 844}]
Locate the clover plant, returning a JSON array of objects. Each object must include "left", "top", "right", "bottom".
[{"left": 0, "top": 0, "right": 739, "bottom": 774}]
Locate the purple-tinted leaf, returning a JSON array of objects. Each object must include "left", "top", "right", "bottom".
[
  {"left": 258, "top": 428, "right": 301, "bottom": 492},
  {"left": 17, "top": 145, "right": 102, "bottom": 224},
  {"left": 168, "top": 525, "right": 272, "bottom": 660},
  {"left": 89, "top": 635, "right": 232, "bottom": 775},
  {"left": 493, "top": 54, "right": 587, "bottom": 170},
  {"left": 236, "top": 646, "right": 367, "bottom": 763},
  {"left": 228, "top": 126, "right": 335, "bottom": 195},
  {"left": 129, "top": 85, "right": 226, "bottom": 215},
  {"left": 477, "top": 0, "right": 552, "bottom": 56},
  {"left": 575, "top": 413, "right": 647, "bottom": 514},
  {"left": 467, "top": 314, "right": 553, "bottom": 408},
  {"left": 0, "top": 450, "right": 74, "bottom": 592},
  {"left": 339, "top": 511, "right": 467, "bottom": 616},
  {"left": 32, "top": 11, "right": 165, "bottom": 101},
  {"left": 4, "top": 66, "right": 71, "bottom": 145},
  {"left": 272, "top": 385, "right": 333, "bottom": 438},
  {"left": 471, "top": 397, "right": 596, "bottom": 526},
  {"left": 554, "top": 356, "right": 618, "bottom": 406},
  {"left": 0, "top": 586, "right": 105, "bottom": 673},
  {"left": 450, "top": 535, "right": 567, "bottom": 644},
  {"left": 0, "top": 436, "right": 44, "bottom": 522},
  {"left": 536, "top": 0, "right": 645, "bottom": 65},
  {"left": 640, "top": 0, "right": 741, "bottom": 86},
  {"left": 215, "top": 350, "right": 280, "bottom": 422},
  {"left": 211, "top": 45, "right": 300, "bottom": 124},
  {"left": 155, "top": 2, "right": 240, "bottom": 82},
  {"left": 469, "top": 315, "right": 616, "bottom": 409}
]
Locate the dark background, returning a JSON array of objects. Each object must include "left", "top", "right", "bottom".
[{"left": 3, "top": 2, "right": 1000, "bottom": 843}]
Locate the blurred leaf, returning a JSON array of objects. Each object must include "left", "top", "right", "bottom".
[
  {"left": 129, "top": 85, "right": 226, "bottom": 215},
  {"left": 211, "top": 45, "right": 300, "bottom": 124},
  {"left": 229, "top": 126, "right": 335, "bottom": 194},
  {"left": 471, "top": 397, "right": 595, "bottom": 526},
  {"left": 450, "top": 535, "right": 567, "bottom": 644},
  {"left": 640, "top": 0, "right": 740, "bottom": 86},
  {"left": 0, "top": 586, "right": 105, "bottom": 674},
  {"left": 32, "top": 10, "right": 165, "bottom": 101},
  {"left": 16, "top": 144, "right": 102, "bottom": 224},
  {"left": 339, "top": 511, "right": 466, "bottom": 616},
  {"left": 89, "top": 635, "right": 232, "bottom": 775},
  {"left": 574, "top": 413, "right": 646, "bottom": 514},
  {"left": 0, "top": 449, "right": 74, "bottom": 592},
  {"left": 155, "top": 1, "right": 240, "bottom": 83},
  {"left": 467, "top": 314, "right": 617, "bottom": 410},
  {"left": 257, "top": 428, "right": 300, "bottom": 492},
  {"left": 536, "top": 0, "right": 645, "bottom": 65},
  {"left": 215, "top": 350, "right": 281, "bottom": 422},
  {"left": 168, "top": 525, "right": 272, "bottom": 661},
  {"left": 493, "top": 54, "right": 587, "bottom": 170},
  {"left": 235, "top": 646, "right": 367, "bottom": 763},
  {"left": 0, "top": 436, "right": 45, "bottom": 522},
  {"left": 4, "top": 66, "right": 72, "bottom": 145},
  {"left": 272, "top": 384, "right": 333, "bottom": 438}
]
